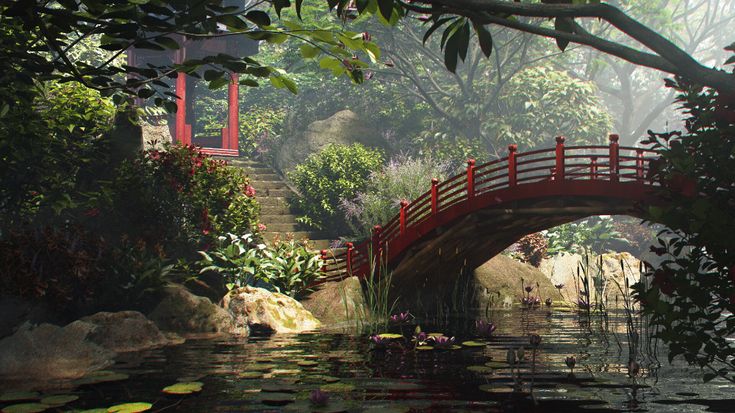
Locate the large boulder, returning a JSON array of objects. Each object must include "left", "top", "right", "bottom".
[
  {"left": 300, "top": 277, "right": 365, "bottom": 327},
  {"left": 474, "top": 255, "right": 557, "bottom": 307},
  {"left": 0, "top": 321, "right": 114, "bottom": 386},
  {"left": 148, "top": 284, "right": 246, "bottom": 336},
  {"left": 275, "top": 110, "right": 387, "bottom": 172},
  {"left": 223, "top": 286, "right": 321, "bottom": 334},
  {"left": 80, "top": 311, "right": 174, "bottom": 353}
]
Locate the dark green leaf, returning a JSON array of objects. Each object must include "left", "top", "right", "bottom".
[
  {"left": 473, "top": 23, "right": 493, "bottom": 58},
  {"left": 554, "top": 17, "right": 575, "bottom": 52},
  {"left": 377, "top": 0, "right": 393, "bottom": 20},
  {"left": 245, "top": 10, "right": 271, "bottom": 26}
]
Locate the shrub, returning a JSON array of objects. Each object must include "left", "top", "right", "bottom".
[
  {"left": 197, "top": 233, "right": 323, "bottom": 298},
  {"left": 0, "top": 81, "right": 114, "bottom": 230},
  {"left": 288, "top": 143, "right": 383, "bottom": 233},
  {"left": 341, "top": 155, "right": 452, "bottom": 238},
  {"left": 516, "top": 233, "right": 548, "bottom": 267},
  {"left": 546, "top": 216, "right": 630, "bottom": 256},
  {"left": 99, "top": 143, "right": 261, "bottom": 259}
]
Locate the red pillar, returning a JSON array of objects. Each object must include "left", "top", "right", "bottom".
[
  {"left": 508, "top": 144, "right": 518, "bottom": 187},
  {"left": 609, "top": 134, "right": 620, "bottom": 182},
  {"left": 555, "top": 136, "right": 565, "bottom": 181},
  {"left": 399, "top": 200, "right": 409, "bottom": 235},
  {"left": 430, "top": 178, "right": 439, "bottom": 215},
  {"left": 636, "top": 148, "right": 644, "bottom": 181},
  {"left": 466, "top": 159, "right": 475, "bottom": 199},
  {"left": 227, "top": 73, "right": 239, "bottom": 151},
  {"left": 175, "top": 72, "right": 187, "bottom": 145},
  {"left": 320, "top": 249, "right": 328, "bottom": 274},
  {"left": 590, "top": 156, "right": 598, "bottom": 180},
  {"left": 346, "top": 242, "right": 354, "bottom": 275},
  {"left": 371, "top": 225, "right": 382, "bottom": 272}
]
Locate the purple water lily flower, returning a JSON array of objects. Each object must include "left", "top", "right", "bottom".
[
  {"left": 555, "top": 283, "right": 564, "bottom": 290},
  {"left": 309, "top": 389, "right": 329, "bottom": 406},
  {"left": 390, "top": 311, "right": 413, "bottom": 324},
  {"left": 525, "top": 286, "right": 534, "bottom": 293},
  {"left": 476, "top": 320, "right": 497, "bottom": 338},
  {"left": 413, "top": 331, "right": 428, "bottom": 345},
  {"left": 577, "top": 298, "right": 591, "bottom": 310},
  {"left": 545, "top": 297, "right": 553, "bottom": 307},
  {"left": 369, "top": 334, "right": 391, "bottom": 348},
  {"left": 431, "top": 335, "right": 456, "bottom": 349}
]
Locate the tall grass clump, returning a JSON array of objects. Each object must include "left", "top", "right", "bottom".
[{"left": 341, "top": 155, "right": 452, "bottom": 238}]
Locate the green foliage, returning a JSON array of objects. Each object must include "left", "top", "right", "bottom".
[
  {"left": 197, "top": 233, "right": 323, "bottom": 298},
  {"left": 101, "top": 143, "right": 260, "bottom": 258},
  {"left": 1, "top": 1, "right": 383, "bottom": 112},
  {"left": 487, "top": 66, "right": 613, "bottom": 150},
  {"left": 0, "top": 80, "right": 114, "bottom": 231},
  {"left": 546, "top": 216, "right": 630, "bottom": 256},
  {"left": 288, "top": 143, "right": 383, "bottom": 233},
  {"left": 341, "top": 155, "right": 451, "bottom": 238},
  {"left": 632, "top": 75, "right": 735, "bottom": 382}
]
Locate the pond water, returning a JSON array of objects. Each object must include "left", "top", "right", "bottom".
[{"left": 5, "top": 308, "right": 734, "bottom": 413}]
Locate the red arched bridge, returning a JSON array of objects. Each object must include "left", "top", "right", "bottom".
[{"left": 317, "top": 135, "right": 659, "bottom": 291}]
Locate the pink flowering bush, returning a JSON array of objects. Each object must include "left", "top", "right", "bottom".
[{"left": 99, "top": 143, "right": 260, "bottom": 259}]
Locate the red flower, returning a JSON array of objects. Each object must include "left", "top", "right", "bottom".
[
  {"left": 258, "top": 223, "right": 267, "bottom": 232},
  {"left": 245, "top": 185, "right": 256, "bottom": 197}
]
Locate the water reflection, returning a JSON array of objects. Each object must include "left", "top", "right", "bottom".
[{"left": 8, "top": 308, "right": 734, "bottom": 412}]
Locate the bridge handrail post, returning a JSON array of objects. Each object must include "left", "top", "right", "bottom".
[
  {"left": 320, "top": 249, "right": 328, "bottom": 274},
  {"left": 590, "top": 156, "right": 598, "bottom": 180},
  {"left": 431, "top": 178, "right": 439, "bottom": 215},
  {"left": 466, "top": 159, "right": 476, "bottom": 199},
  {"left": 609, "top": 134, "right": 620, "bottom": 182},
  {"left": 555, "top": 136, "right": 565, "bottom": 181},
  {"left": 371, "top": 225, "right": 382, "bottom": 273},
  {"left": 346, "top": 242, "right": 354, "bottom": 276},
  {"left": 508, "top": 144, "right": 518, "bottom": 187},
  {"left": 636, "top": 148, "right": 644, "bottom": 181},
  {"left": 399, "top": 200, "right": 409, "bottom": 235}
]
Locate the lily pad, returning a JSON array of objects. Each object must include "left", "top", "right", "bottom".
[
  {"left": 75, "top": 370, "right": 129, "bottom": 386},
  {"left": 256, "top": 392, "right": 295, "bottom": 406},
  {"left": 296, "top": 360, "right": 319, "bottom": 367},
  {"left": 427, "top": 333, "right": 444, "bottom": 337},
  {"left": 39, "top": 395, "right": 78, "bottom": 406},
  {"left": 302, "top": 375, "right": 341, "bottom": 384},
  {"left": 0, "top": 392, "right": 40, "bottom": 403},
  {"left": 376, "top": 333, "right": 403, "bottom": 339},
  {"left": 484, "top": 361, "right": 508, "bottom": 368},
  {"left": 238, "top": 372, "right": 263, "bottom": 379},
  {"left": 284, "top": 400, "right": 350, "bottom": 413},
  {"left": 362, "top": 381, "right": 424, "bottom": 391},
  {"left": 106, "top": 402, "right": 153, "bottom": 413},
  {"left": 320, "top": 383, "right": 356, "bottom": 392},
  {"left": 416, "top": 345, "right": 434, "bottom": 351},
  {"left": 244, "top": 363, "right": 278, "bottom": 372},
  {"left": 269, "top": 369, "right": 301, "bottom": 376},
  {"left": 77, "top": 409, "right": 108, "bottom": 413},
  {"left": 461, "top": 341, "right": 487, "bottom": 347},
  {"left": 162, "top": 382, "right": 203, "bottom": 395},
  {"left": 467, "top": 365, "right": 495, "bottom": 374},
  {"left": 0, "top": 403, "right": 49, "bottom": 413}
]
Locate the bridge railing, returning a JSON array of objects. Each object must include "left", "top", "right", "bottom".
[{"left": 316, "top": 135, "right": 658, "bottom": 283}]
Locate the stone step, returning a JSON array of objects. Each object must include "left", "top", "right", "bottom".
[
  {"left": 257, "top": 197, "right": 289, "bottom": 207},
  {"left": 261, "top": 237, "right": 333, "bottom": 251},
  {"left": 260, "top": 205, "right": 291, "bottom": 215},
  {"left": 239, "top": 167, "right": 274, "bottom": 175},
  {"left": 248, "top": 173, "right": 281, "bottom": 182},
  {"left": 262, "top": 222, "right": 300, "bottom": 232},
  {"left": 263, "top": 231, "right": 330, "bottom": 242},
  {"left": 257, "top": 189, "right": 293, "bottom": 198},
  {"left": 260, "top": 214, "right": 299, "bottom": 224},
  {"left": 251, "top": 181, "right": 288, "bottom": 190},
  {"left": 228, "top": 159, "right": 268, "bottom": 166}
]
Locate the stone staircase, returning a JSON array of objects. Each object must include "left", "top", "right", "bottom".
[{"left": 227, "top": 158, "right": 332, "bottom": 251}]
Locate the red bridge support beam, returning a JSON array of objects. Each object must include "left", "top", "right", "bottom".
[
  {"left": 346, "top": 242, "right": 354, "bottom": 275},
  {"left": 467, "top": 159, "right": 476, "bottom": 199},
  {"left": 371, "top": 225, "right": 382, "bottom": 270},
  {"left": 636, "top": 148, "right": 644, "bottom": 181},
  {"left": 590, "top": 156, "right": 598, "bottom": 180},
  {"left": 399, "top": 200, "right": 408, "bottom": 235},
  {"left": 508, "top": 144, "right": 518, "bottom": 187},
  {"left": 609, "top": 134, "right": 620, "bottom": 182},
  {"left": 431, "top": 178, "right": 439, "bottom": 215},
  {"left": 555, "top": 136, "right": 565, "bottom": 181}
]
